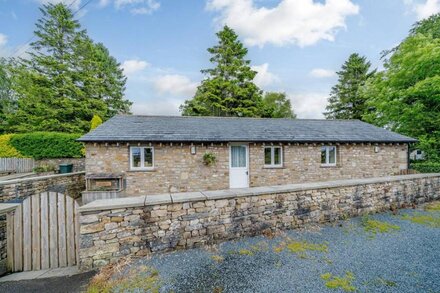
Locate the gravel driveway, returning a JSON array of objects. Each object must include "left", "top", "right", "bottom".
[{"left": 117, "top": 204, "right": 440, "bottom": 293}]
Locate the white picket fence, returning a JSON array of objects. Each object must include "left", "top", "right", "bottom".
[{"left": 0, "top": 158, "right": 35, "bottom": 173}]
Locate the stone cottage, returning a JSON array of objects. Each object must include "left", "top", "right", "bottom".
[{"left": 78, "top": 115, "right": 416, "bottom": 199}]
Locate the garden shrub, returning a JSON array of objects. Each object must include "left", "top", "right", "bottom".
[
  {"left": 411, "top": 161, "right": 440, "bottom": 173},
  {"left": 10, "top": 132, "right": 84, "bottom": 160},
  {"left": 90, "top": 114, "right": 103, "bottom": 130},
  {"left": 0, "top": 134, "right": 25, "bottom": 158}
]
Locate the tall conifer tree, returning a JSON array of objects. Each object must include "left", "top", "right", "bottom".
[
  {"left": 180, "top": 26, "right": 263, "bottom": 117},
  {"left": 324, "top": 53, "right": 373, "bottom": 120},
  {"left": 7, "top": 3, "right": 131, "bottom": 133}
]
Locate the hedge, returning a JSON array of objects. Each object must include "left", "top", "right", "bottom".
[
  {"left": 5, "top": 132, "right": 84, "bottom": 160},
  {"left": 0, "top": 134, "right": 25, "bottom": 158},
  {"left": 411, "top": 162, "right": 440, "bottom": 173}
]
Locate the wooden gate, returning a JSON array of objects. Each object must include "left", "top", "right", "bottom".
[{"left": 6, "top": 192, "right": 80, "bottom": 272}]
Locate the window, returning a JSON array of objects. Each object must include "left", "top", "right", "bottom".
[
  {"left": 231, "top": 145, "right": 247, "bottom": 168},
  {"left": 130, "top": 147, "right": 154, "bottom": 170},
  {"left": 264, "top": 146, "right": 283, "bottom": 167},
  {"left": 321, "top": 146, "right": 336, "bottom": 166}
]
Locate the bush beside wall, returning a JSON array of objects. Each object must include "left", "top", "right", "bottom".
[
  {"left": 412, "top": 162, "right": 440, "bottom": 173},
  {"left": 10, "top": 132, "right": 84, "bottom": 160},
  {"left": 0, "top": 134, "right": 25, "bottom": 158},
  {"left": 0, "top": 132, "right": 84, "bottom": 160}
]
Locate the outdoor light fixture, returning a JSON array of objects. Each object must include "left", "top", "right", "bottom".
[
  {"left": 374, "top": 146, "right": 380, "bottom": 153},
  {"left": 190, "top": 145, "right": 196, "bottom": 155}
]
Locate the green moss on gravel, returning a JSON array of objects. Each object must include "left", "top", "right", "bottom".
[
  {"left": 401, "top": 213, "right": 440, "bottom": 228},
  {"left": 361, "top": 217, "right": 400, "bottom": 234},
  {"left": 320, "top": 272, "right": 356, "bottom": 292}
]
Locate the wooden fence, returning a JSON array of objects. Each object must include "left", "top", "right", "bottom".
[
  {"left": 0, "top": 158, "right": 35, "bottom": 173},
  {"left": 6, "top": 192, "right": 80, "bottom": 272}
]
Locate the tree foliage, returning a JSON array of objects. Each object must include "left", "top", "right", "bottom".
[
  {"left": 362, "top": 15, "right": 440, "bottom": 161},
  {"left": 260, "top": 92, "right": 296, "bottom": 118},
  {"left": 0, "top": 58, "right": 15, "bottom": 133},
  {"left": 5, "top": 3, "right": 131, "bottom": 133},
  {"left": 324, "top": 53, "right": 374, "bottom": 120},
  {"left": 180, "top": 26, "right": 263, "bottom": 117}
]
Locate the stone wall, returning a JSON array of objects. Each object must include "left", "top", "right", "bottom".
[
  {"left": 0, "top": 172, "right": 85, "bottom": 275},
  {"left": 85, "top": 142, "right": 408, "bottom": 196},
  {"left": 78, "top": 173, "right": 439, "bottom": 271},
  {"left": 36, "top": 158, "right": 85, "bottom": 172},
  {"left": 0, "top": 172, "right": 85, "bottom": 203}
]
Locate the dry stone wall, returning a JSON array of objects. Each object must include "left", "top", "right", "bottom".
[
  {"left": 85, "top": 142, "right": 408, "bottom": 196},
  {"left": 0, "top": 172, "right": 85, "bottom": 203},
  {"left": 78, "top": 173, "right": 440, "bottom": 271}
]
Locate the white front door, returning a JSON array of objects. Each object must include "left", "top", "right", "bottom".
[{"left": 229, "top": 143, "right": 249, "bottom": 188}]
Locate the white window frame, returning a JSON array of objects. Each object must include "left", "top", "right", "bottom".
[
  {"left": 321, "top": 146, "right": 337, "bottom": 166},
  {"left": 264, "top": 146, "right": 283, "bottom": 168},
  {"left": 130, "top": 146, "right": 154, "bottom": 170}
]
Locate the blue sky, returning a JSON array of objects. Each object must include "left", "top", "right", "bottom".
[{"left": 0, "top": 0, "right": 438, "bottom": 118}]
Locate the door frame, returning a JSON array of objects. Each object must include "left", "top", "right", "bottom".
[{"left": 228, "top": 142, "right": 250, "bottom": 188}]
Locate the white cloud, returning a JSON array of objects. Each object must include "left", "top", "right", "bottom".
[
  {"left": 153, "top": 74, "right": 198, "bottom": 97},
  {"left": 251, "top": 63, "right": 279, "bottom": 87},
  {"left": 207, "top": 0, "right": 359, "bottom": 47},
  {"left": 288, "top": 92, "right": 329, "bottom": 118},
  {"left": 131, "top": 98, "right": 183, "bottom": 115},
  {"left": 121, "top": 59, "right": 150, "bottom": 76},
  {"left": 98, "top": 0, "right": 111, "bottom": 7},
  {"left": 114, "top": 0, "right": 160, "bottom": 14},
  {"left": 309, "top": 68, "right": 336, "bottom": 78},
  {"left": 0, "top": 34, "right": 7, "bottom": 48},
  {"left": 406, "top": 0, "right": 440, "bottom": 19}
]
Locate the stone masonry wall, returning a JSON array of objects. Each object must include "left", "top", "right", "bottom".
[
  {"left": 0, "top": 172, "right": 85, "bottom": 203},
  {"left": 85, "top": 142, "right": 408, "bottom": 196},
  {"left": 78, "top": 173, "right": 439, "bottom": 271},
  {"left": 0, "top": 172, "right": 85, "bottom": 275}
]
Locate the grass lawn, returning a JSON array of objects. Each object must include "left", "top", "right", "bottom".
[{"left": 88, "top": 202, "right": 440, "bottom": 293}]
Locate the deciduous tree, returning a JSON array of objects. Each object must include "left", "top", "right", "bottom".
[
  {"left": 260, "top": 92, "right": 296, "bottom": 118},
  {"left": 363, "top": 15, "right": 440, "bottom": 161}
]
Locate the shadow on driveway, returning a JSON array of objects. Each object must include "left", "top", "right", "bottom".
[{"left": 0, "top": 271, "right": 96, "bottom": 293}]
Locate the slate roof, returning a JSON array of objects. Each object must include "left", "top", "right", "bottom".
[{"left": 78, "top": 115, "right": 417, "bottom": 143}]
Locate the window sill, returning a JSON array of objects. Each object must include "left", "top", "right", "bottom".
[
  {"left": 320, "top": 164, "right": 338, "bottom": 168},
  {"left": 128, "top": 168, "right": 156, "bottom": 172},
  {"left": 263, "top": 165, "right": 284, "bottom": 169}
]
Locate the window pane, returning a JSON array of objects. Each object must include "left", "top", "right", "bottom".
[
  {"left": 231, "top": 146, "right": 246, "bottom": 167},
  {"left": 131, "top": 147, "right": 141, "bottom": 168},
  {"left": 274, "top": 147, "right": 281, "bottom": 165},
  {"left": 264, "top": 148, "right": 272, "bottom": 165},
  {"left": 321, "top": 147, "right": 327, "bottom": 164},
  {"left": 144, "top": 148, "right": 153, "bottom": 167},
  {"left": 329, "top": 146, "right": 336, "bottom": 164}
]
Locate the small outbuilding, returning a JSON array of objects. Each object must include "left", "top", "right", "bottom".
[{"left": 78, "top": 115, "right": 416, "bottom": 198}]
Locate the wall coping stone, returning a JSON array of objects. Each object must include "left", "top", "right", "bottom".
[
  {"left": 78, "top": 173, "right": 440, "bottom": 212},
  {"left": 0, "top": 171, "right": 85, "bottom": 186},
  {"left": 171, "top": 191, "right": 206, "bottom": 203},
  {"left": 146, "top": 193, "right": 172, "bottom": 205},
  {"left": 81, "top": 196, "right": 146, "bottom": 211}
]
